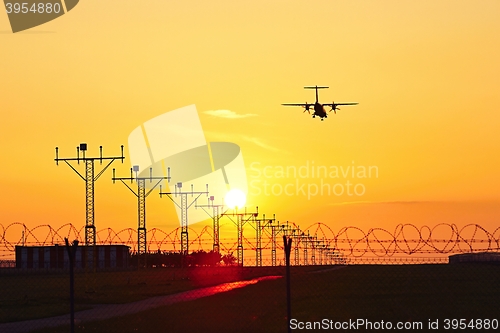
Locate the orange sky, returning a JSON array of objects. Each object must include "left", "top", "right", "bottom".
[{"left": 1, "top": 1, "right": 500, "bottom": 252}]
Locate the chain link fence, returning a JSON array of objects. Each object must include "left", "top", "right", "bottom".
[{"left": 0, "top": 252, "right": 499, "bottom": 333}]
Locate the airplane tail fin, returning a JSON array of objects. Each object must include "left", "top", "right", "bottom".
[{"left": 304, "top": 86, "right": 328, "bottom": 103}]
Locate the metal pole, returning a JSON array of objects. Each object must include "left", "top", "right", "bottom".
[
  {"left": 294, "top": 241, "right": 299, "bottom": 266},
  {"left": 65, "top": 238, "right": 78, "bottom": 333},
  {"left": 284, "top": 235, "right": 292, "bottom": 333}
]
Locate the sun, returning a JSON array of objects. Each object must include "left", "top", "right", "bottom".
[{"left": 224, "top": 189, "right": 246, "bottom": 209}]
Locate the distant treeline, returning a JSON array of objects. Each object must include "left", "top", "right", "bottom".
[{"left": 130, "top": 250, "right": 237, "bottom": 268}]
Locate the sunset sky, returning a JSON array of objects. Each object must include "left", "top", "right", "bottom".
[{"left": 1, "top": 1, "right": 499, "bottom": 252}]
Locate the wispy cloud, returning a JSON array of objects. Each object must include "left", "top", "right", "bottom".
[{"left": 203, "top": 109, "right": 257, "bottom": 119}]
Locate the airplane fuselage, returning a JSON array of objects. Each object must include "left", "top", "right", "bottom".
[{"left": 313, "top": 102, "right": 327, "bottom": 119}]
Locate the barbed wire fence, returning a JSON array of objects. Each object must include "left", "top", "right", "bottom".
[
  {"left": 2, "top": 222, "right": 499, "bottom": 262},
  {"left": 0, "top": 222, "right": 499, "bottom": 333}
]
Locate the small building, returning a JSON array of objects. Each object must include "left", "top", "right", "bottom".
[
  {"left": 15, "top": 245, "right": 130, "bottom": 269},
  {"left": 449, "top": 252, "right": 500, "bottom": 264}
]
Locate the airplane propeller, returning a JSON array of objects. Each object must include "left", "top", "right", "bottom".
[
  {"left": 303, "top": 102, "right": 310, "bottom": 114},
  {"left": 330, "top": 101, "right": 339, "bottom": 114}
]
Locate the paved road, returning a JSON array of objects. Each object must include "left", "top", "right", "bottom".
[{"left": 0, "top": 276, "right": 282, "bottom": 333}]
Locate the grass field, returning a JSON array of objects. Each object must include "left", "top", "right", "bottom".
[
  {"left": 17, "top": 263, "right": 500, "bottom": 333},
  {"left": 0, "top": 265, "right": 297, "bottom": 323}
]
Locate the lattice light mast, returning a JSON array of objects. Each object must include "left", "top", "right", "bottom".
[
  {"left": 160, "top": 183, "right": 209, "bottom": 256},
  {"left": 304, "top": 231, "right": 312, "bottom": 265},
  {"left": 254, "top": 214, "right": 275, "bottom": 267},
  {"left": 290, "top": 228, "right": 301, "bottom": 266},
  {"left": 319, "top": 239, "right": 327, "bottom": 265},
  {"left": 265, "top": 219, "right": 290, "bottom": 267},
  {"left": 310, "top": 234, "right": 321, "bottom": 265},
  {"left": 195, "top": 196, "right": 226, "bottom": 253},
  {"left": 112, "top": 166, "right": 171, "bottom": 268},
  {"left": 318, "top": 241, "right": 326, "bottom": 265},
  {"left": 222, "top": 207, "right": 259, "bottom": 266},
  {"left": 317, "top": 238, "right": 328, "bottom": 265},
  {"left": 55, "top": 144, "right": 124, "bottom": 247},
  {"left": 256, "top": 215, "right": 263, "bottom": 266},
  {"left": 324, "top": 244, "right": 333, "bottom": 265}
]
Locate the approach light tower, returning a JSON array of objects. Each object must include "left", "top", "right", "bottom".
[
  {"left": 112, "top": 166, "right": 171, "bottom": 268},
  {"left": 310, "top": 234, "right": 320, "bottom": 265},
  {"left": 160, "top": 183, "right": 209, "bottom": 256},
  {"left": 222, "top": 207, "right": 259, "bottom": 266},
  {"left": 264, "top": 218, "right": 290, "bottom": 267},
  {"left": 288, "top": 227, "right": 302, "bottom": 266},
  {"left": 195, "top": 196, "right": 226, "bottom": 253},
  {"left": 254, "top": 214, "right": 275, "bottom": 267},
  {"left": 55, "top": 144, "right": 124, "bottom": 247},
  {"left": 298, "top": 231, "right": 310, "bottom": 266}
]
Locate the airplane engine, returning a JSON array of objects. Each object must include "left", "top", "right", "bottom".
[
  {"left": 303, "top": 103, "right": 311, "bottom": 113},
  {"left": 330, "top": 102, "right": 338, "bottom": 114}
]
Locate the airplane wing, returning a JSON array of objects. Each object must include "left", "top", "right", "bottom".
[
  {"left": 322, "top": 103, "right": 358, "bottom": 107},
  {"left": 281, "top": 103, "right": 309, "bottom": 106}
]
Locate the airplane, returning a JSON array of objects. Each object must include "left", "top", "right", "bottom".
[{"left": 282, "top": 85, "right": 358, "bottom": 121}]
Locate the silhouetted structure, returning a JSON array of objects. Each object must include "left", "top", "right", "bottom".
[
  {"left": 160, "top": 183, "right": 209, "bottom": 256},
  {"left": 55, "top": 144, "right": 124, "bottom": 248},
  {"left": 222, "top": 207, "right": 259, "bottom": 266},
  {"left": 130, "top": 250, "right": 233, "bottom": 268},
  {"left": 449, "top": 252, "right": 500, "bottom": 264},
  {"left": 15, "top": 245, "right": 130, "bottom": 269},
  {"left": 113, "top": 166, "right": 170, "bottom": 268},
  {"left": 195, "top": 196, "right": 226, "bottom": 254}
]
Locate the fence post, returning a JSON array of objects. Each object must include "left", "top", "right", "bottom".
[
  {"left": 283, "top": 235, "right": 292, "bottom": 333},
  {"left": 65, "top": 238, "right": 79, "bottom": 333}
]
